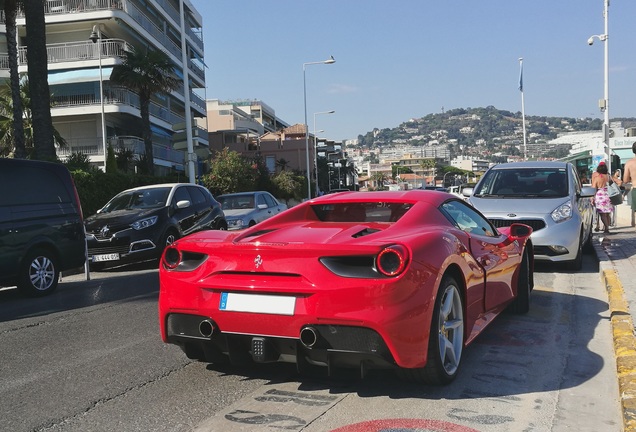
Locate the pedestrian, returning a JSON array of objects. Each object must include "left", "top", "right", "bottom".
[
  {"left": 592, "top": 161, "right": 612, "bottom": 233},
  {"left": 611, "top": 169, "right": 624, "bottom": 227},
  {"left": 622, "top": 141, "right": 636, "bottom": 226}
]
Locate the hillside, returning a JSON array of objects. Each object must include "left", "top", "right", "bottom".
[{"left": 356, "top": 106, "right": 636, "bottom": 160}]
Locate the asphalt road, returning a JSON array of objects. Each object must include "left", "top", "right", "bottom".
[{"left": 0, "top": 254, "right": 622, "bottom": 432}]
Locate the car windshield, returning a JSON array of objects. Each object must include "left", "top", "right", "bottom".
[
  {"left": 311, "top": 202, "right": 412, "bottom": 223},
  {"left": 218, "top": 195, "right": 255, "bottom": 210},
  {"left": 101, "top": 188, "right": 171, "bottom": 212},
  {"left": 473, "top": 168, "right": 569, "bottom": 198}
]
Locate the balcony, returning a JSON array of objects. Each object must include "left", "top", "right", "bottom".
[
  {"left": 50, "top": 86, "right": 185, "bottom": 127},
  {"left": 18, "top": 39, "right": 131, "bottom": 66},
  {"left": 57, "top": 135, "right": 186, "bottom": 166}
]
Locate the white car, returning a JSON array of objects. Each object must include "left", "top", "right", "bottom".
[
  {"left": 217, "top": 191, "right": 288, "bottom": 230},
  {"left": 464, "top": 161, "right": 596, "bottom": 270}
]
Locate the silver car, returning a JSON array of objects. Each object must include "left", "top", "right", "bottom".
[
  {"left": 217, "top": 191, "right": 288, "bottom": 230},
  {"left": 465, "top": 161, "right": 596, "bottom": 270}
]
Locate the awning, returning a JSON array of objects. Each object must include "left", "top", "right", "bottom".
[
  {"left": 48, "top": 67, "right": 113, "bottom": 85},
  {"left": 151, "top": 125, "right": 172, "bottom": 138},
  {"left": 613, "top": 148, "right": 634, "bottom": 165}
]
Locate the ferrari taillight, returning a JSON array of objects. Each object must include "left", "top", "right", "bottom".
[
  {"left": 376, "top": 245, "right": 409, "bottom": 277},
  {"left": 163, "top": 247, "right": 181, "bottom": 269}
]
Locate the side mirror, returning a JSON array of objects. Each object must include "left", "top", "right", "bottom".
[
  {"left": 509, "top": 223, "right": 532, "bottom": 238},
  {"left": 579, "top": 186, "right": 597, "bottom": 198},
  {"left": 257, "top": 203, "right": 268, "bottom": 210},
  {"left": 461, "top": 187, "right": 474, "bottom": 197},
  {"left": 176, "top": 200, "right": 191, "bottom": 209}
]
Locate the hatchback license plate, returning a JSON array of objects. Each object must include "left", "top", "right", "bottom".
[{"left": 92, "top": 253, "right": 120, "bottom": 262}]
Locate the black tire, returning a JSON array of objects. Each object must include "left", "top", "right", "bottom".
[
  {"left": 397, "top": 276, "right": 464, "bottom": 385},
  {"left": 508, "top": 249, "right": 531, "bottom": 314},
  {"left": 582, "top": 223, "right": 594, "bottom": 254},
  {"left": 565, "top": 232, "right": 584, "bottom": 271},
  {"left": 18, "top": 248, "right": 59, "bottom": 297}
]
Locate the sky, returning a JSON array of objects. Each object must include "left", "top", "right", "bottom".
[{"left": 189, "top": 0, "right": 636, "bottom": 143}]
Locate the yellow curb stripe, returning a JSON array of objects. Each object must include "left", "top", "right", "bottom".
[{"left": 603, "top": 268, "right": 636, "bottom": 431}]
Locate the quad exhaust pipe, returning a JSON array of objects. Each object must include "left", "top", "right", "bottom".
[{"left": 199, "top": 320, "right": 216, "bottom": 338}]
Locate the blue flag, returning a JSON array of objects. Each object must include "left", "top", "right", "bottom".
[{"left": 518, "top": 63, "right": 523, "bottom": 92}]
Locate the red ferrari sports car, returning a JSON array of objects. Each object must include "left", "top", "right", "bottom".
[{"left": 159, "top": 190, "right": 533, "bottom": 385}]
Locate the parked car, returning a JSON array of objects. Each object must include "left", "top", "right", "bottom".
[
  {"left": 464, "top": 161, "right": 596, "bottom": 270},
  {"left": 0, "top": 158, "right": 86, "bottom": 296},
  {"left": 216, "top": 191, "right": 287, "bottom": 230},
  {"left": 159, "top": 190, "right": 534, "bottom": 385},
  {"left": 84, "top": 183, "right": 226, "bottom": 269}
]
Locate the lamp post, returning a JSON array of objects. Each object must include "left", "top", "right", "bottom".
[
  {"left": 442, "top": 171, "right": 453, "bottom": 188},
  {"left": 89, "top": 25, "right": 107, "bottom": 172},
  {"left": 588, "top": 0, "right": 610, "bottom": 174},
  {"left": 313, "top": 110, "right": 335, "bottom": 195},
  {"left": 303, "top": 56, "right": 335, "bottom": 200}
]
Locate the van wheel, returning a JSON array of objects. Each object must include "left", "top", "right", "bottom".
[
  {"left": 18, "top": 248, "right": 59, "bottom": 297},
  {"left": 162, "top": 229, "right": 180, "bottom": 248}
]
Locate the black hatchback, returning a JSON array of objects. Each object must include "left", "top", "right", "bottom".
[{"left": 84, "top": 183, "right": 226, "bottom": 269}]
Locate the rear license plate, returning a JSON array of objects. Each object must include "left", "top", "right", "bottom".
[
  {"left": 92, "top": 253, "right": 120, "bottom": 262},
  {"left": 219, "top": 292, "right": 296, "bottom": 315}
]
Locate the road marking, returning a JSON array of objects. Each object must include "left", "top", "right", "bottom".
[{"left": 193, "top": 381, "right": 343, "bottom": 431}]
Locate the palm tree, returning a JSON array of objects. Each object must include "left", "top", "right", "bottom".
[
  {"left": 276, "top": 158, "right": 290, "bottom": 171},
  {"left": 110, "top": 48, "right": 180, "bottom": 175},
  {"left": 23, "top": 0, "right": 56, "bottom": 161},
  {"left": 371, "top": 172, "right": 389, "bottom": 191},
  {"left": 0, "top": 79, "right": 66, "bottom": 156},
  {"left": 2, "top": 0, "right": 26, "bottom": 158}
]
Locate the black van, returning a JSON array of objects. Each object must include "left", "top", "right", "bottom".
[{"left": 0, "top": 158, "right": 86, "bottom": 296}]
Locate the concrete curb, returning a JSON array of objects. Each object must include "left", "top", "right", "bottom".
[{"left": 601, "top": 268, "right": 636, "bottom": 431}]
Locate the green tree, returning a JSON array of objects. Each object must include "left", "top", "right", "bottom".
[
  {"left": 276, "top": 158, "right": 290, "bottom": 171},
  {"left": 63, "top": 152, "right": 96, "bottom": 173},
  {"left": 392, "top": 164, "right": 413, "bottom": 179},
  {"left": 115, "top": 145, "right": 135, "bottom": 173},
  {"left": 0, "top": 79, "right": 66, "bottom": 156},
  {"left": 203, "top": 148, "right": 258, "bottom": 195},
  {"left": 272, "top": 169, "right": 303, "bottom": 205},
  {"left": 106, "top": 143, "right": 117, "bottom": 173},
  {"left": 110, "top": 48, "right": 180, "bottom": 175},
  {"left": 2, "top": 0, "right": 26, "bottom": 158},
  {"left": 371, "top": 172, "right": 389, "bottom": 191},
  {"left": 23, "top": 0, "right": 56, "bottom": 161}
]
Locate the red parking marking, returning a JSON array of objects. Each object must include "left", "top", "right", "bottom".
[{"left": 331, "top": 418, "right": 480, "bottom": 432}]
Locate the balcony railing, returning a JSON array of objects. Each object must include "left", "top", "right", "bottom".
[
  {"left": 51, "top": 86, "right": 185, "bottom": 126},
  {"left": 57, "top": 135, "right": 186, "bottom": 165},
  {"left": 17, "top": 39, "right": 131, "bottom": 66}
]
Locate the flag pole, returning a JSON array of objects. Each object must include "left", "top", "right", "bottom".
[{"left": 519, "top": 57, "right": 527, "bottom": 161}]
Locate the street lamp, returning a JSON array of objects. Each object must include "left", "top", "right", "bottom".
[
  {"left": 89, "top": 24, "right": 107, "bottom": 172},
  {"left": 442, "top": 171, "right": 453, "bottom": 188},
  {"left": 588, "top": 0, "right": 610, "bottom": 174},
  {"left": 303, "top": 56, "right": 335, "bottom": 200},
  {"left": 313, "top": 110, "right": 335, "bottom": 195}
]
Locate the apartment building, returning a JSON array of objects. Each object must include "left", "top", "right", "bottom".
[{"left": 0, "top": 0, "right": 208, "bottom": 177}]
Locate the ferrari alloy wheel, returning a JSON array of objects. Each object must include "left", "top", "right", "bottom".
[
  {"left": 431, "top": 278, "right": 464, "bottom": 380},
  {"left": 397, "top": 276, "right": 464, "bottom": 385}
]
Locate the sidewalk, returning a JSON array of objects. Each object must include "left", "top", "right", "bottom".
[{"left": 594, "top": 201, "right": 636, "bottom": 431}]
